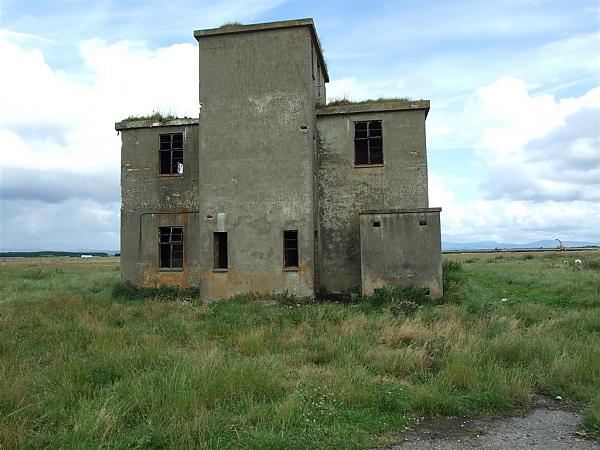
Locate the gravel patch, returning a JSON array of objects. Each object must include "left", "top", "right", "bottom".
[{"left": 391, "top": 399, "right": 598, "bottom": 449}]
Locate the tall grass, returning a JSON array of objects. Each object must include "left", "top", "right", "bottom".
[{"left": 0, "top": 251, "right": 598, "bottom": 448}]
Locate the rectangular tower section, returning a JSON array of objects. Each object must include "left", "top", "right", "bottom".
[{"left": 194, "top": 20, "right": 327, "bottom": 298}]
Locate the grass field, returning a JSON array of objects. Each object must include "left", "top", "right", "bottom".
[{"left": 0, "top": 252, "right": 599, "bottom": 449}]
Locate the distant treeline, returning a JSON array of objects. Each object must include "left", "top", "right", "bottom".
[{"left": 0, "top": 252, "right": 110, "bottom": 258}]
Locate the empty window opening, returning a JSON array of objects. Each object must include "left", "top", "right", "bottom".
[
  {"left": 283, "top": 230, "right": 299, "bottom": 268},
  {"left": 354, "top": 120, "right": 383, "bottom": 165},
  {"left": 373, "top": 221, "right": 381, "bottom": 228},
  {"left": 159, "top": 133, "right": 184, "bottom": 175},
  {"left": 159, "top": 226, "right": 183, "bottom": 269},
  {"left": 214, "top": 232, "right": 228, "bottom": 269},
  {"left": 419, "top": 220, "right": 427, "bottom": 226}
]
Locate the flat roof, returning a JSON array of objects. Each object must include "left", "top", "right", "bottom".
[
  {"left": 115, "top": 118, "right": 198, "bottom": 131},
  {"left": 317, "top": 100, "right": 430, "bottom": 117},
  {"left": 194, "top": 18, "right": 329, "bottom": 82},
  {"left": 360, "top": 207, "right": 442, "bottom": 215}
]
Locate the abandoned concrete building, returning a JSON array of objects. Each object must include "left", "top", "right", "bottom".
[{"left": 115, "top": 18, "right": 442, "bottom": 299}]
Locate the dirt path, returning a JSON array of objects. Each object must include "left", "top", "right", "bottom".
[{"left": 392, "top": 399, "right": 598, "bottom": 449}]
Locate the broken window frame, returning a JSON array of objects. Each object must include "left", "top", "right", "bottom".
[
  {"left": 214, "top": 232, "right": 228, "bottom": 270},
  {"left": 283, "top": 230, "right": 299, "bottom": 268},
  {"left": 159, "top": 226, "right": 184, "bottom": 269},
  {"left": 159, "top": 133, "right": 184, "bottom": 175},
  {"left": 354, "top": 120, "right": 383, "bottom": 165}
]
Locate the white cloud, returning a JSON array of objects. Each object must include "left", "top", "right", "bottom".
[
  {"left": 469, "top": 78, "right": 600, "bottom": 203},
  {"left": 0, "top": 34, "right": 197, "bottom": 174},
  {"left": 0, "top": 31, "right": 197, "bottom": 250},
  {"left": 430, "top": 79, "right": 600, "bottom": 243}
]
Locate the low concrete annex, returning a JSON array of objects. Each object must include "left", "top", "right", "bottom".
[{"left": 115, "top": 18, "right": 443, "bottom": 299}]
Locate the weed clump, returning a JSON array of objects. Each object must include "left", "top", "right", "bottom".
[
  {"left": 442, "top": 260, "right": 465, "bottom": 303},
  {"left": 585, "top": 258, "right": 600, "bottom": 271},
  {"left": 22, "top": 266, "right": 55, "bottom": 280},
  {"left": 124, "top": 110, "right": 176, "bottom": 121},
  {"left": 326, "top": 96, "right": 413, "bottom": 107},
  {"left": 111, "top": 280, "right": 199, "bottom": 300},
  {"left": 365, "top": 285, "right": 432, "bottom": 316},
  {"left": 218, "top": 21, "right": 243, "bottom": 28}
]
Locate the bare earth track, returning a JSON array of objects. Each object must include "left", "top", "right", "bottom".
[{"left": 392, "top": 398, "right": 599, "bottom": 449}]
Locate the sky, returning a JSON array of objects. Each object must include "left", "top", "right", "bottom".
[{"left": 0, "top": 0, "right": 599, "bottom": 251}]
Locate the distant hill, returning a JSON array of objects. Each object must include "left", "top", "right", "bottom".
[{"left": 442, "top": 240, "right": 599, "bottom": 251}]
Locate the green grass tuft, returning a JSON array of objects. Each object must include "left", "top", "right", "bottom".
[
  {"left": 111, "top": 280, "right": 199, "bottom": 300},
  {"left": 326, "top": 96, "right": 413, "bottom": 107},
  {"left": 123, "top": 110, "right": 193, "bottom": 122},
  {"left": 218, "top": 21, "right": 243, "bottom": 28}
]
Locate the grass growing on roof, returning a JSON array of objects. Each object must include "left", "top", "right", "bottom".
[
  {"left": 325, "top": 96, "right": 414, "bottom": 107},
  {"left": 122, "top": 110, "right": 194, "bottom": 122},
  {"left": 0, "top": 251, "right": 598, "bottom": 448},
  {"left": 218, "top": 21, "right": 243, "bottom": 28}
]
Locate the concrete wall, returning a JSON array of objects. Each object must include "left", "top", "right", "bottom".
[
  {"left": 119, "top": 122, "right": 201, "bottom": 287},
  {"left": 359, "top": 209, "right": 442, "bottom": 298},
  {"left": 316, "top": 107, "right": 429, "bottom": 294},
  {"left": 197, "top": 26, "right": 318, "bottom": 298}
]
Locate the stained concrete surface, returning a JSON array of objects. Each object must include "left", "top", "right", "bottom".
[{"left": 391, "top": 399, "right": 598, "bottom": 450}]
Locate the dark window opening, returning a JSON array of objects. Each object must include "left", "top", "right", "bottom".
[
  {"left": 354, "top": 120, "right": 383, "bottom": 165},
  {"left": 159, "top": 226, "right": 183, "bottom": 269},
  {"left": 373, "top": 221, "right": 381, "bottom": 228},
  {"left": 419, "top": 220, "right": 427, "bottom": 226},
  {"left": 214, "top": 232, "right": 228, "bottom": 269},
  {"left": 283, "top": 230, "right": 298, "bottom": 268},
  {"left": 159, "top": 133, "right": 184, "bottom": 175}
]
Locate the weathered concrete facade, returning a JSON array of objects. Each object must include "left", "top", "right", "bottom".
[
  {"left": 116, "top": 18, "right": 442, "bottom": 298},
  {"left": 316, "top": 103, "right": 431, "bottom": 294},
  {"left": 360, "top": 208, "right": 442, "bottom": 297},
  {"left": 118, "top": 119, "right": 201, "bottom": 288},
  {"left": 194, "top": 22, "right": 324, "bottom": 297}
]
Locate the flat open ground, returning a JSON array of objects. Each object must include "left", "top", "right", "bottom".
[{"left": 0, "top": 251, "right": 599, "bottom": 449}]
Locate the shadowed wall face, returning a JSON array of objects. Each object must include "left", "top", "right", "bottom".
[
  {"left": 360, "top": 209, "right": 442, "bottom": 298},
  {"left": 316, "top": 109, "right": 430, "bottom": 294}
]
